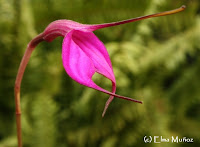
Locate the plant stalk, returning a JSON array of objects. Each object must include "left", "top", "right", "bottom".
[{"left": 14, "top": 33, "right": 44, "bottom": 147}]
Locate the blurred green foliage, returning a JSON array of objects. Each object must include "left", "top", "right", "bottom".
[{"left": 0, "top": 0, "right": 200, "bottom": 146}]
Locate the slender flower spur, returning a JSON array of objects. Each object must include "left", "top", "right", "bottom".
[{"left": 14, "top": 5, "right": 185, "bottom": 147}]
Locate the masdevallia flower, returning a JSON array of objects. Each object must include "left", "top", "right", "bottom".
[{"left": 40, "top": 6, "right": 185, "bottom": 116}]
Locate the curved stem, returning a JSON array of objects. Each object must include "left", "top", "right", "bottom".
[{"left": 14, "top": 33, "right": 44, "bottom": 147}]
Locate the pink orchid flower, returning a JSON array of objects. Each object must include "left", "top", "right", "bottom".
[{"left": 41, "top": 5, "right": 185, "bottom": 116}]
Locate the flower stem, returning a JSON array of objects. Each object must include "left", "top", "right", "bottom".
[{"left": 14, "top": 33, "right": 44, "bottom": 147}]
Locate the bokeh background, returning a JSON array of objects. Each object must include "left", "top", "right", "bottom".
[{"left": 0, "top": 0, "right": 200, "bottom": 146}]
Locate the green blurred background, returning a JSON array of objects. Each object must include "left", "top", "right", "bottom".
[{"left": 0, "top": 0, "right": 200, "bottom": 146}]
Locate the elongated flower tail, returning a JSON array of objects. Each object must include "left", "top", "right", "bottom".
[
  {"left": 97, "top": 86, "right": 142, "bottom": 105},
  {"left": 102, "top": 92, "right": 142, "bottom": 117},
  {"left": 89, "top": 82, "right": 142, "bottom": 117},
  {"left": 86, "top": 5, "right": 186, "bottom": 31},
  {"left": 102, "top": 82, "right": 116, "bottom": 117}
]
